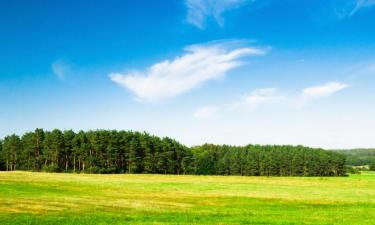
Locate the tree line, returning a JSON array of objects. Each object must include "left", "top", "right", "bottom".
[
  {"left": 192, "top": 144, "right": 346, "bottom": 176},
  {"left": 334, "top": 149, "right": 375, "bottom": 166},
  {"left": 0, "top": 129, "right": 346, "bottom": 176}
]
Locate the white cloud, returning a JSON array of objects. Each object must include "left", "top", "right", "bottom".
[
  {"left": 302, "top": 82, "right": 349, "bottom": 99},
  {"left": 193, "top": 88, "right": 284, "bottom": 118},
  {"left": 185, "top": 0, "right": 250, "bottom": 29},
  {"left": 232, "top": 88, "right": 286, "bottom": 110},
  {"left": 110, "top": 40, "right": 266, "bottom": 102},
  {"left": 193, "top": 106, "right": 220, "bottom": 119},
  {"left": 350, "top": 0, "right": 375, "bottom": 16},
  {"left": 201, "top": 82, "right": 349, "bottom": 115},
  {"left": 51, "top": 60, "right": 70, "bottom": 80},
  {"left": 300, "top": 82, "right": 349, "bottom": 104}
]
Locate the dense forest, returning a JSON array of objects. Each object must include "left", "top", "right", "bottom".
[
  {"left": 0, "top": 129, "right": 346, "bottom": 176},
  {"left": 334, "top": 149, "right": 375, "bottom": 166}
]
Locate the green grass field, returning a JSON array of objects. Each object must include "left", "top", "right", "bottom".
[{"left": 1, "top": 172, "right": 375, "bottom": 225}]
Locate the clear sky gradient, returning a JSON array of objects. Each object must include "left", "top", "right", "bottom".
[{"left": 1, "top": 0, "right": 375, "bottom": 149}]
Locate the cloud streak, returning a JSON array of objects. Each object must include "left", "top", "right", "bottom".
[
  {"left": 185, "top": 0, "right": 249, "bottom": 29},
  {"left": 194, "top": 82, "right": 350, "bottom": 118},
  {"left": 350, "top": 0, "right": 375, "bottom": 16},
  {"left": 300, "top": 82, "right": 349, "bottom": 104},
  {"left": 110, "top": 40, "right": 266, "bottom": 102},
  {"left": 232, "top": 88, "right": 286, "bottom": 110}
]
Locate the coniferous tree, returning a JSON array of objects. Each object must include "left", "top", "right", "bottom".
[
  {"left": 2, "top": 134, "right": 22, "bottom": 171},
  {"left": 33, "top": 128, "right": 44, "bottom": 171},
  {"left": 62, "top": 130, "right": 75, "bottom": 172},
  {"left": 20, "top": 132, "right": 37, "bottom": 171},
  {"left": 0, "top": 139, "right": 5, "bottom": 170},
  {"left": 43, "top": 130, "right": 64, "bottom": 172}
]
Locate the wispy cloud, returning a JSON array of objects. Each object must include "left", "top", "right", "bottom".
[
  {"left": 334, "top": 0, "right": 375, "bottom": 19},
  {"left": 110, "top": 40, "right": 267, "bottom": 102},
  {"left": 300, "top": 82, "right": 349, "bottom": 105},
  {"left": 195, "top": 82, "right": 349, "bottom": 118},
  {"left": 193, "top": 106, "right": 220, "bottom": 119},
  {"left": 185, "top": 1, "right": 374, "bottom": 27},
  {"left": 194, "top": 88, "right": 285, "bottom": 119},
  {"left": 185, "top": 0, "right": 250, "bottom": 29},
  {"left": 232, "top": 88, "right": 286, "bottom": 110},
  {"left": 51, "top": 60, "right": 70, "bottom": 80},
  {"left": 301, "top": 82, "right": 349, "bottom": 99},
  {"left": 350, "top": 0, "right": 375, "bottom": 16}
]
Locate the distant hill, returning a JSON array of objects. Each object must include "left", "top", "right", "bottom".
[{"left": 334, "top": 149, "right": 375, "bottom": 166}]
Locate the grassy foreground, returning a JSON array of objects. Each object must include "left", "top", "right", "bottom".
[{"left": 0, "top": 172, "right": 375, "bottom": 225}]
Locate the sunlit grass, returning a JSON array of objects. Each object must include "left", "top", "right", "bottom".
[{"left": 1, "top": 171, "right": 375, "bottom": 224}]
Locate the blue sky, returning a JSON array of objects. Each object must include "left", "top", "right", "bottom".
[{"left": 1, "top": 0, "right": 375, "bottom": 149}]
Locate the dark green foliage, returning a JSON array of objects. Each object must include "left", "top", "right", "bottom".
[
  {"left": 1, "top": 134, "right": 22, "bottom": 171},
  {"left": 0, "top": 129, "right": 346, "bottom": 176},
  {"left": 335, "top": 149, "right": 375, "bottom": 166},
  {"left": 191, "top": 144, "right": 346, "bottom": 177},
  {"left": 42, "top": 129, "right": 64, "bottom": 172},
  {"left": 0, "top": 140, "right": 4, "bottom": 170},
  {"left": 369, "top": 161, "right": 375, "bottom": 171},
  {"left": 18, "top": 129, "right": 45, "bottom": 171}
]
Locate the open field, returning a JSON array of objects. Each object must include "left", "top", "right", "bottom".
[{"left": 1, "top": 172, "right": 375, "bottom": 224}]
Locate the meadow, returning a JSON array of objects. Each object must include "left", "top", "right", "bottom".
[{"left": 0, "top": 172, "right": 375, "bottom": 225}]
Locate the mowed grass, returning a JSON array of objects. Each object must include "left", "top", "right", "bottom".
[{"left": 1, "top": 172, "right": 375, "bottom": 225}]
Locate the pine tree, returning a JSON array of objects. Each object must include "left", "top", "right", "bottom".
[
  {"left": 0, "top": 140, "right": 4, "bottom": 170},
  {"left": 33, "top": 128, "right": 44, "bottom": 171},
  {"left": 43, "top": 129, "right": 64, "bottom": 172},
  {"left": 20, "top": 132, "right": 35, "bottom": 170},
  {"left": 2, "top": 134, "right": 22, "bottom": 171},
  {"left": 63, "top": 130, "right": 75, "bottom": 172}
]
